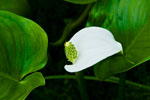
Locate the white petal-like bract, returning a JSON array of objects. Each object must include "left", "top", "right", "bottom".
[{"left": 64, "top": 27, "right": 122, "bottom": 72}]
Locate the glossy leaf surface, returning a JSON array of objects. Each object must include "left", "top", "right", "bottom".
[
  {"left": 0, "top": 11, "right": 48, "bottom": 99},
  {"left": 87, "top": 0, "right": 150, "bottom": 80}
]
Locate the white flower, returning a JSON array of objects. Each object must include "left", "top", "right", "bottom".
[{"left": 64, "top": 27, "right": 122, "bottom": 72}]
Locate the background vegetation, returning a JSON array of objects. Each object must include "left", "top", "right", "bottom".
[{"left": 0, "top": 0, "right": 150, "bottom": 99}]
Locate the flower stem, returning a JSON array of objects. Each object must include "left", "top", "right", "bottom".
[
  {"left": 117, "top": 72, "right": 126, "bottom": 100},
  {"left": 75, "top": 72, "right": 90, "bottom": 100},
  {"left": 49, "top": 4, "right": 93, "bottom": 46},
  {"left": 44, "top": 75, "right": 150, "bottom": 91}
]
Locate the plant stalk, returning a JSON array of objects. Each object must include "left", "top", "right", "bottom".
[
  {"left": 44, "top": 75, "right": 150, "bottom": 91},
  {"left": 117, "top": 72, "right": 126, "bottom": 100},
  {"left": 49, "top": 4, "right": 93, "bottom": 46},
  {"left": 75, "top": 72, "right": 89, "bottom": 100}
]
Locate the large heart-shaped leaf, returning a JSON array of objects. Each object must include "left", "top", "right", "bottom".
[
  {"left": 87, "top": 0, "right": 150, "bottom": 80},
  {"left": 0, "top": 10, "right": 48, "bottom": 99}
]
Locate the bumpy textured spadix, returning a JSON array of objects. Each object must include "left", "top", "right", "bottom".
[
  {"left": 64, "top": 27, "right": 122, "bottom": 72},
  {"left": 65, "top": 42, "right": 78, "bottom": 63}
]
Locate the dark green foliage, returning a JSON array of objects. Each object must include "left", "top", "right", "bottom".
[
  {"left": 26, "top": 0, "right": 150, "bottom": 99},
  {"left": 0, "top": 11, "right": 48, "bottom": 99},
  {"left": 0, "top": 0, "right": 30, "bottom": 16},
  {"left": 87, "top": 0, "right": 150, "bottom": 80},
  {"left": 0, "top": 0, "right": 150, "bottom": 99},
  {"left": 64, "top": 0, "right": 97, "bottom": 4}
]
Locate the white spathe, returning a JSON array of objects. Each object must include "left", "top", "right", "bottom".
[{"left": 64, "top": 27, "right": 122, "bottom": 72}]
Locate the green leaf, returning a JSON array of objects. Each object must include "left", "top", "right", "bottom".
[
  {"left": 0, "top": 0, "right": 30, "bottom": 16},
  {"left": 87, "top": 0, "right": 150, "bottom": 80},
  {"left": 0, "top": 72, "right": 45, "bottom": 100},
  {"left": 64, "top": 0, "right": 97, "bottom": 4},
  {"left": 0, "top": 10, "right": 48, "bottom": 99}
]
